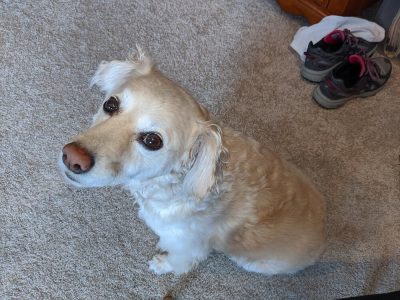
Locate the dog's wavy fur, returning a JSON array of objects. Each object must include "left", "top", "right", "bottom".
[{"left": 60, "top": 49, "right": 326, "bottom": 275}]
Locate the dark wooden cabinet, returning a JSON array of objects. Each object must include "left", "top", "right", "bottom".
[{"left": 276, "top": 0, "right": 377, "bottom": 24}]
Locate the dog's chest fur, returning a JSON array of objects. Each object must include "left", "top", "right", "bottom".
[{"left": 127, "top": 175, "right": 221, "bottom": 244}]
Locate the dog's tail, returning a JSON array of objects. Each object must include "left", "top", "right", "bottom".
[{"left": 90, "top": 45, "right": 153, "bottom": 95}]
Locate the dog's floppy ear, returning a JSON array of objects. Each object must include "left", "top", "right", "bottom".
[
  {"left": 183, "top": 123, "right": 226, "bottom": 200},
  {"left": 90, "top": 47, "right": 153, "bottom": 95}
]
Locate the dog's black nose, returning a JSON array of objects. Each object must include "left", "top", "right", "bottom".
[{"left": 62, "top": 142, "right": 94, "bottom": 174}]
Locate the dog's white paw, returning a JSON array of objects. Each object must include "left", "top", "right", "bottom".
[{"left": 148, "top": 253, "right": 173, "bottom": 275}]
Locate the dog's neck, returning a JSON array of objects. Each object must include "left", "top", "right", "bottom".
[{"left": 124, "top": 172, "right": 217, "bottom": 218}]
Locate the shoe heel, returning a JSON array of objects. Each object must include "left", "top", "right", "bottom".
[
  {"left": 301, "top": 65, "right": 327, "bottom": 83},
  {"left": 312, "top": 86, "right": 343, "bottom": 109}
]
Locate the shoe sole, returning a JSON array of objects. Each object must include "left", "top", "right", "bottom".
[
  {"left": 301, "top": 44, "right": 378, "bottom": 83},
  {"left": 312, "top": 84, "right": 385, "bottom": 109}
]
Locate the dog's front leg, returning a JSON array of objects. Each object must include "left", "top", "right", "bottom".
[{"left": 149, "top": 234, "right": 210, "bottom": 275}]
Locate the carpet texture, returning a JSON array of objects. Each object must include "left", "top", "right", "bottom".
[{"left": 1, "top": 1, "right": 399, "bottom": 299}]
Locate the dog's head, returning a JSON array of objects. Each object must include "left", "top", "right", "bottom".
[{"left": 59, "top": 49, "right": 225, "bottom": 199}]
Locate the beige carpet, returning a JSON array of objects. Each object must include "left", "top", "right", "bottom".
[{"left": 1, "top": 1, "right": 399, "bottom": 299}]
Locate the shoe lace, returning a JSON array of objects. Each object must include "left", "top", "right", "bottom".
[
  {"left": 364, "top": 56, "right": 382, "bottom": 82},
  {"left": 343, "top": 29, "right": 359, "bottom": 48},
  {"left": 304, "top": 29, "right": 359, "bottom": 61}
]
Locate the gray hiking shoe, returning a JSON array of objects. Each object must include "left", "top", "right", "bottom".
[
  {"left": 301, "top": 29, "right": 378, "bottom": 82},
  {"left": 313, "top": 54, "right": 392, "bottom": 109}
]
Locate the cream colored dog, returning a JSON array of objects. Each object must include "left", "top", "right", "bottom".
[{"left": 59, "top": 49, "right": 326, "bottom": 275}]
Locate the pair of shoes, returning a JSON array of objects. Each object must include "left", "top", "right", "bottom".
[{"left": 301, "top": 29, "right": 392, "bottom": 109}]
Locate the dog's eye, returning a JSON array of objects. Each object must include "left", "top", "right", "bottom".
[
  {"left": 137, "top": 132, "right": 163, "bottom": 151},
  {"left": 103, "top": 96, "right": 119, "bottom": 114}
]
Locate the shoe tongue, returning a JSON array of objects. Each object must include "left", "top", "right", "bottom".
[
  {"left": 323, "top": 29, "right": 345, "bottom": 44},
  {"left": 348, "top": 54, "right": 366, "bottom": 77}
]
